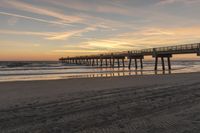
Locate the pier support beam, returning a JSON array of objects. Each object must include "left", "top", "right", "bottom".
[
  {"left": 128, "top": 58, "right": 132, "bottom": 69},
  {"left": 155, "top": 57, "right": 158, "bottom": 70},
  {"left": 83, "top": 59, "right": 85, "bottom": 65},
  {"left": 96, "top": 59, "right": 99, "bottom": 66},
  {"left": 117, "top": 59, "right": 120, "bottom": 68},
  {"left": 154, "top": 54, "right": 172, "bottom": 70},
  {"left": 100, "top": 58, "right": 103, "bottom": 67},
  {"left": 135, "top": 59, "right": 138, "bottom": 69},
  {"left": 128, "top": 55, "right": 144, "bottom": 70},
  {"left": 167, "top": 57, "right": 171, "bottom": 70},
  {"left": 92, "top": 59, "right": 95, "bottom": 66},
  {"left": 110, "top": 58, "right": 112, "bottom": 67},
  {"left": 112, "top": 58, "right": 115, "bottom": 68},
  {"left": 122, "top": 59, "right": 125, "bottom": 67},
  {"left": 140, "top": 59, "right": 143, "bottom": 69},
  {"left": 89, "top": 59, "right": 92, "bottom": 66},
  {"left": 161, "top": 57, "right": 165, "bottom": 70}
]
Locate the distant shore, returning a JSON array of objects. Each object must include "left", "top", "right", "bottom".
[{"left": 0, "top": 72, "right": 200, "bottom": 132}]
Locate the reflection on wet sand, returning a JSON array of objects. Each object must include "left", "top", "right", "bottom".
[{"left": 74, "top": 68, "right": 173, "bottom": 79}]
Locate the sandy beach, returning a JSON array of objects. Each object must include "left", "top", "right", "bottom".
[{"left": 0, "top": 72, "right": 200, "bottom": 133}]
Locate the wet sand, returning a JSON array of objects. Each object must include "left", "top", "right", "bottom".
[{"left": 0, "top": 72, "right": 200, "bottom": 133}]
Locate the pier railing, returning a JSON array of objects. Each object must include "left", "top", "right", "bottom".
[
  {"left": 128, "top": 43, "right": 200, "bottom": 55},
  {"left": 154, "top": 43, "right": 200, "bottom": 53}
]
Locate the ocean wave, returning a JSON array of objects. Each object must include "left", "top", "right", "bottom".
[{"left": 0, "top": 60, "right": 200, "bottom": 82}]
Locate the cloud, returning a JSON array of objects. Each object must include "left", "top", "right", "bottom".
[
  {"left": 46, "top": 25, "right": 98, "bottom": 40},
  {"left": 0, "top": 25, "right": 98, "bottom": 41},
  {"left": 1, "top": 0, "right": 194, "bottom": 30},
  {"left": 33, "top": 43, "right": 40, "bottom": 47},
  {"left": 45, "top": 0, "right": 196, "bottom": 29},
  {"left": 116, "top": 26, "right": 200, "bottom": 47},
  {"left": 1, "top": 0, "right": 131, "bottom": 32},
  {"left": 158, "top": 0, "right": 178, "bottom": 5},
  {"left": 45, "top": 31, "right": 80, "bottom": 40},
  {"left": 7, "top": 16, "right": 19, "bottom": 25},
  {"left": 2, "top": 0, "right": 83, "bottom": 24},
  {"left": 120, "top": 28, "right": 174, "bottom": 36},
  {"left": 79, "top": 26, "right": 200, "bottom": 52},
  {"left": 55, "top": 26, "right": 200, "bottom": 55},
  {"left": 1, "top": 25, "right": 200, "bottom": 52},
  {"left": 157, "top": 0, "right": 200, "bottom": 5},
  {"left": 0, "top": 0, "right": 130, "bottom": 32},
  {"left": 46, "top": 0, "right": 131, "bottom": 16},
  {"left": 0, "top": 30, "right": 52, "bottom": 36},
  {"left": 0, "top": 11, "right": 71, "bottom": 26},
  {"left": 85, "top": 40, "right": 131, "bottom": 50},
  {"left": 52, "top": 49, "right": 107, "bottom": 53}
]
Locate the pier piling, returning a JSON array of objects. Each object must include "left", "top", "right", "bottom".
[
  {"left": 117, "top": 59, "right": 120, "bottom": 68},
  {"left": 112, "top": 58, "right": 115, "bottom": 68},
  {"left": 128, "top": 58, "right": 132, "bottom": 69},
  {"left": 122, "top": 59, "right": 125, "bottom": 67},
  {"left": 154, "top": 54, "right": 172, "bottom": 70},
  {"left": 167, "top": 57, "right": 171, "bottom": 70},
  {"left": 161, "top": 57, "right": 165, "bottom": 70},
  {"left": 135, "top": 59, "right": 138, "bottom": 69},
  {"left": 155, "top": 57, "right": 158, "bottom": 70},
  {"left": 140, "top": 59, "right": 143, "bottom": 69}
]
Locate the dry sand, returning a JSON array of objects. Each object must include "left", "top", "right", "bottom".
[{"left": 0, "top": 72, "right": 200, "bottom": 133}]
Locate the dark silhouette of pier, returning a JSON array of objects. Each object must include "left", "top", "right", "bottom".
[{"left": 59, "top": 43, "right": 200, "bottom": 70}]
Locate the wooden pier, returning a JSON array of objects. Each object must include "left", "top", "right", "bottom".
[{"left": 59, "top": 43, "right": 200, "bottom": 70}]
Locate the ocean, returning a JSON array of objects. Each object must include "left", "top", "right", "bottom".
[{"left": 0, "top": 60, "right": 200, "bottom": 82}]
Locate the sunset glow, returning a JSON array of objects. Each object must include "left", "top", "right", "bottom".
[{"left": 1, "top": 0, "right": 200, "bottom": 60}]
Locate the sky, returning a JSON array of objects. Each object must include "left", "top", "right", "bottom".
[{"left": 0, "top": 0, "right": 200, "bottom": 61}]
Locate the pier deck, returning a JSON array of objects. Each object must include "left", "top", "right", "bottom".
[{"left": 59, "top": 43, "right": 200, "bottom": 70}]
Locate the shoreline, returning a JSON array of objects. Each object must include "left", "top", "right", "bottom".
[
  {"left": 1, "top": 59, "right": 200, "bottom": 83},
  {"left": 0, "top": 69, "right": 198, "bottom": 83}
]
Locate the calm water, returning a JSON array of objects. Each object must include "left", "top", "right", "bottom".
[{"left": 0, "top": 60, "right": 200, "bottom": 82}]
